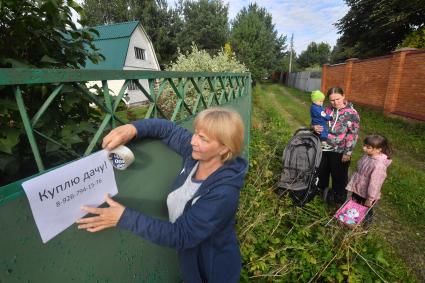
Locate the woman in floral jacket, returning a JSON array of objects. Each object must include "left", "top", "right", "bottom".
[{"left": 313, "top": 87, "right": 360, "bottom": 206}]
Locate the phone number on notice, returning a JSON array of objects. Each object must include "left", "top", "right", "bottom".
[{"left": 56, "top": 179, "right": 102, "bottom": 207}]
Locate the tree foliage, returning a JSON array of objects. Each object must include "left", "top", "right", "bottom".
[
  {"left": 175, "top": 0, "right": 229, "bottom": 54},
  {"left": 280, "top": 52, "right": 300, "bottom": 73},
  {"left": 81, "top": 0, "right": 136, "bottom": 25},
  {"left": 330, "top": 38, "right": 357, "bottom": 64},
  {"left": 0, "top": 0, "right": 104, "bottom": 186},
  {"left": 229, "top": 3, "right": 286, "bottom": 80},
  {"left": 0, "top": 0, "right": 102, "bottom": 68},
  {"left": 400, "top": 26, "right": 425, "bottom": 49},
  {"left": 278, "top": 34, "right": 299, "bottom": 73},
  {"left": 333, "top": 0, "right": 425, "bottom": 60},
  {"left": 297, "top": 42, "right": 331, "bottom": 69},
  {"left": 134, "top": 0, "right": 182, "bottom": 67},
  {"left": 81, "top": 0, "right": 181, "bottom": 67}
]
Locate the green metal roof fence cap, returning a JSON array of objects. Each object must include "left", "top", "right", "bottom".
[{"left": 89, "top": 21, "right": 139, "bottom": 40}]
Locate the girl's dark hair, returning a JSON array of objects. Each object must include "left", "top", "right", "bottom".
[
  {"left": 364, "top": 134, "right": 392, "bottom": 159},
  {"left": 327, "top": 87, "right": 344, "bottom": 96}
]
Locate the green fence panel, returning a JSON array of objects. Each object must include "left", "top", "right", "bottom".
[
  {"left": 0, "top": 69, "right": 251, "bottom": 282},
  {"left": 0, "top": 141, "right": 182, "bottom": 283}
]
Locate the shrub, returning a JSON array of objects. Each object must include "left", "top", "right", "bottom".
[{"left": 156, "top": 44, "right": 248, "bottom": 119}]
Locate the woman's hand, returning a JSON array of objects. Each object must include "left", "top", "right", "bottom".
[
  {"left": 102, "top": 124, "right": 137, "bottom": 151},
  {"left": 76, "top": 194, "right": 125, "bottom": 232},
  {"left": 341, "top": 154, "right": 351, "bottom": 163},
  {"left": 312, "top": 125, "right": 323, "bottom": 134}
]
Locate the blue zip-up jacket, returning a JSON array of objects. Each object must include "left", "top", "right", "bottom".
[
  {"left": 310, "top": 103, "right": 332, "bottom": 140},
  {"left": 117, "top": 119, "right": 248, "bottom": 283}
]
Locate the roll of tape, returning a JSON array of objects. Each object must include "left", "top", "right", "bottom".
[{"left": 108, "top": 145, "right": 135, "bottom": 170}]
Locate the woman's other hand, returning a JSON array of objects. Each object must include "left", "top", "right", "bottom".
[
  {"left": 341, "top": 154, "right": 351, "bottom": 163},
  {"left": 312, "top": 125, "right": 323, "bottom": 134},
  {"left": 77, "top": 194, "right": 125, "bottom": 232},
  {"left": 102, "top": 124, "right": 137, "bottom": 151}
]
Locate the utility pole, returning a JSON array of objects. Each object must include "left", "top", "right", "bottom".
[{"left": 289, "top": 33, "right": 294, "bottom": 73}]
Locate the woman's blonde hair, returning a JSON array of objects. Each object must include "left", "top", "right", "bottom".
[{"left": 194, "top": 107, "right": 245, "bottom": 162}]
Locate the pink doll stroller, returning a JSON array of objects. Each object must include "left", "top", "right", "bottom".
[{"left": 326, "top": 199, "right": 374, "bottom": 228}]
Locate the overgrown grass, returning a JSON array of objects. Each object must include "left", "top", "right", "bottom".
[{"left": 237, "top": 84, "right": 416, "bottom": 282}]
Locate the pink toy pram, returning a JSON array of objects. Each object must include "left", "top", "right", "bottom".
[{"left": 327, "top": 199, "right": 374, "bottom": 228}]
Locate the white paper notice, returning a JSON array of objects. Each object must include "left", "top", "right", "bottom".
[{"left": 22, "top": 150, "right": 118, "bottom": 243}]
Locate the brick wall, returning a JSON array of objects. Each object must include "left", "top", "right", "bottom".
[
  {"left": 322, "top": 48, "right": 425, "bottom": 121},
  {"left": 395, "top": 52, "right": 425, "bottom": 120}
]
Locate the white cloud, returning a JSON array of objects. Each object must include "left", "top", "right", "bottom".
[{"left": 224, "top": 0, "right": 348, "bottom": 53}]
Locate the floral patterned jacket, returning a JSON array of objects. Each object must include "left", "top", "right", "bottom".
[{"left": 324, "top": 101, "right": 360, "bottom": 155}]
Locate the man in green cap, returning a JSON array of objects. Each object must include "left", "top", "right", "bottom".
[{"left": 310, "top": 90, "right": 332, "bottom": 149}]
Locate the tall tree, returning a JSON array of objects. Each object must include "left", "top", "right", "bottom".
[
  {"left": 297, "top": 42, "right": 331, "bottom": 69},
  {"left": 330, "top": 38, "right": 357, "bottom": 64},
  {"left": 176, "top": 0, "right": 229, "bottom": 54},
  {"left": 334, "top": 0, "right": 425, "bottom": 59},
  {"left": 229, "top": 3, "right": 286, "bottom": 80},
  {"left": 135, "top": 0, "right": 182, "bottom": 67},
  {"left": 81, "top": 0, "right": 136, "bottom": 25}
]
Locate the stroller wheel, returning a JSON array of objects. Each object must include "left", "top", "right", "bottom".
[{"left": 275, "top": 187, "right": 287, "bottom": 198}]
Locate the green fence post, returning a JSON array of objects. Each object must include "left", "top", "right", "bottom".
[{"left": 14, "top": 86, "right": 45, "bottom": 171}]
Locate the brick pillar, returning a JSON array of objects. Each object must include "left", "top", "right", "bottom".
[
  {"left": 321, "top": 63, "right": 329, "bottom": 94},
  {"left": 383, "top": 48, "right": 417, "bottom": 114},
  {"left": 343, "top": 58, "right": 358, "bottom": 98}
]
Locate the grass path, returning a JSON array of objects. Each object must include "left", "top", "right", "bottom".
[
  {"left": 258, "top": 82, "right": 425, "bottom": 281},
  {"left": 268, "top": 92, "right": 303, "bottom": 129}
]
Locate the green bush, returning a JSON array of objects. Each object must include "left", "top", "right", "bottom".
[
  {"left": 0, "top": 0, "right": 103, "bottom": 186},
  {"left": 167, "top": 44, "right": 248, "bottom": 73},
  {"left": 155, "top": 44, "right": 248, "bottom": 119}
]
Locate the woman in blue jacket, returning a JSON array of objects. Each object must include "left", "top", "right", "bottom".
[{"left": 77, "top": 107, "right": 248, "bottom": 283}]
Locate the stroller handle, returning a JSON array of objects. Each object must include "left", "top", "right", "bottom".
[{"left": 293, "top": 127, "right": 313, "bottom": 136}]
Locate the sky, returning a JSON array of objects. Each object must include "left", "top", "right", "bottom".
[
  {"left": 73, "top": 0, "right": 349, "bottom": 54},
  {"left": 168, "top": 0, "right": 349, "bottom": 54}
]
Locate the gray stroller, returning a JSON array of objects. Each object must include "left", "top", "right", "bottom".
[{"left": 275, "top": 128, "right": 322, "bottom": 206}]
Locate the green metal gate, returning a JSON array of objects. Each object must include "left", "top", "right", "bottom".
[{"left": 0, "top": 69, "right": 251, "bottom": 282}]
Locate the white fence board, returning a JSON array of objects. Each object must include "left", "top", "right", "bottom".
[{"left": 286, "top": 71, "right": 322, "bottom": 92}]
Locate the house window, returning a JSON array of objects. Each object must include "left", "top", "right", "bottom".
[
  {"left": 134, "top": 47, "right": 146, "bottom": 60},
  {"left": 128, "top": 80, "right": 138, "bottom": 91}
]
